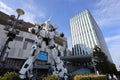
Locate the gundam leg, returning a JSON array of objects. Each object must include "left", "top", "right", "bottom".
[{"left": 51, "top": 47, "right": 67, "bottom": 77}]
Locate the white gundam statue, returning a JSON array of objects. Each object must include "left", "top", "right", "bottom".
[{"left": 19, "top": 19, "right": 67, "bottom": 79}]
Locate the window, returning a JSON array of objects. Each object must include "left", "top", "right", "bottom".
[
  {"left": 23, "top": 38, "right": 34, "bottom": 49},
  {"left": 25, "top": 38, "right": 34, "bottom": 43},
  {"left": 83, "top": 50, "right": 85, "bottom": 55},
  {"left": 18, "top": 49, "right": 23, "bottom": 57},
  {"left": 23, "top": 40, "right": 28, "bottom": 49},
  {"left": 14, "top": 36, "right": 23, "bottom": 41}
]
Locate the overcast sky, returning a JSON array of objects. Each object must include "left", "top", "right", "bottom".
[{"left": 0, "top": 0, "right": 120, "bottom": 70}]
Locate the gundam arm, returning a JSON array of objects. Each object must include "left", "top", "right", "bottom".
[
  {"left": 19, "top": 24, "right": 44, "bottom": 79},
  {"left": 19, "top": 43, "right": 37, "bottom": 79},
  {"left": 19, "top": 56, "right": 34, "bottom": 79}
]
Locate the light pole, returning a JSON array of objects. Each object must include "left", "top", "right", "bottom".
[
  {"left": 0, "top": 8, "right": 24, "bottom": 73},
  {"left": 11, "top": 8, "right": 24, "bottom": 30}
]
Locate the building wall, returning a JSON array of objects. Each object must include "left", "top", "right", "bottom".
[
  {"left": 70, "top": 10, "right": 112, "bottom": 62},
  {"left": 0, "top": 24, "right": 36, "bottom": 59},
  {"left": 0, "top": 24, "right": 68, "bottom": 70},
  {"left": 89, "top": 12, "right": 113, "bottom": 62},
  {"left": 0, "top": 10, "right": 68, "bottom": 59},
  {"left": 0, "top": 24, "right": 68, "bottom": 59}
]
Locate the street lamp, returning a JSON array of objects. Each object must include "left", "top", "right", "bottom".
[
  {"left": 0, "top": 8, "right": 24, "bottom": 73},
  {"left": 17, "top": 8, "right": 25, "bottom": 15},
  {"left": 12, "top": 8, "right": 24, "bottom": 30}
]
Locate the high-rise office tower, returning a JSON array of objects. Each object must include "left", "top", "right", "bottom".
[{"left": 70, "top": 10, "right": 112, "bottom": 62}]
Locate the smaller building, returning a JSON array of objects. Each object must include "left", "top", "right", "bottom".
[{"left": 0, "top": 10, "right": 68, "bottom": 74}]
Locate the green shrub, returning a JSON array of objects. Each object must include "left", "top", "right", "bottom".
[
  {"left": 42, "top": 75, "right": 60, "bottom": 80},
  {"left": 74, "top": 75, "right": 107, "bottom": 80},
  {"left": 0, "top": 71, "right": 20, "bottom": 80}
]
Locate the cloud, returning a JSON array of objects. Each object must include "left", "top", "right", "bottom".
[
  {"left": 0, "top": 1, "right": 14, "bottom": 15},
  {"left": 0, "top": 0, "right": 46, "bottom": 23},
  {"left": 21, "top": 12, "right": 36, "bottom": 23},
  {"left": 20, "top": 0, "right": 46, "bottom": 23},
  {"left": 105, "top": 35, "right": 120, "bottom": 43},
  {"left": 93, "top": 0, "right": 120, "bottom": 28}
]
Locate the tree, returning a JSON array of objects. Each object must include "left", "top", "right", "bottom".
[{"left": 93, "top": 46, "right": 117, "bottom": 74}]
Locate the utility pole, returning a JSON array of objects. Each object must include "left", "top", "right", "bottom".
[{"left": 0, "top": 8, "right": 24, "bottom": 74}]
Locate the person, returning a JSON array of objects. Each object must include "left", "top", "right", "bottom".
[
  {"left": 64, "top": 73, "right": 68, "bottom": 80},
  {"left": 108, "top": 74, "right": 112, "bottom": 80},
  {"left": 68, "top": 73, "right": 73, "bottom": 80},
  {"left": 113, "top": 74, "right": 118, "bottom": 80}
]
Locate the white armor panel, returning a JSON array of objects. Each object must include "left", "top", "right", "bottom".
[{"left": 39, "top": 30, "right": 46, "bottom": 38}]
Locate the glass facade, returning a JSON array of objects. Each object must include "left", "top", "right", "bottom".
[{"left": 70, "top": 10, "right": 113, "bottom": 62}]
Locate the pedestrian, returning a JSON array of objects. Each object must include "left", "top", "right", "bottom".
[
  {"left": 70, "top": 73, "right": 74, "bottom": 80},
  {"left": 64, "top": 73, "right": 68, "bottom": 80},
  {"left": 108, "top": 74, "right": 112, "bottom": 80},
  {"left": 113, "top": 74, "right": 118, "bottom": 80}
]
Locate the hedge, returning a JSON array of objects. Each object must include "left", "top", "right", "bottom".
[
  {"left": 42, "top": 75, "right": 60, "bottom": 80},
  {"left": 0, "top": 72, "right": 20, "bottom": 80},
  {"left": 74, "top": 75, "right": 107, "bottom": 80}
]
